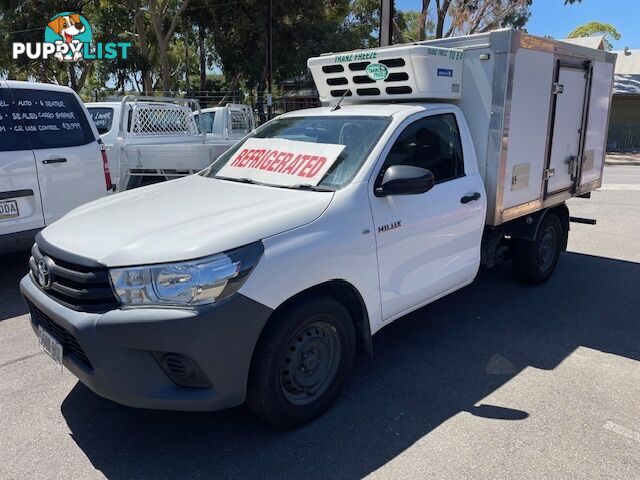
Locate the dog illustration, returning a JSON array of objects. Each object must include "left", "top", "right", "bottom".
[{"left": 47, "top": 14, "right": 86, "bottom": 61}]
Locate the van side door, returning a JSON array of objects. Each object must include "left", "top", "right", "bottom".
[
  {"left": 0, "top": 83, "right": 45, "bottom": 239},
  {"left": 10, "top": 87, "right": 107, "bottom": 225},
  {"left": 368, "top": 109, "right": 486, "bottom": 321}
]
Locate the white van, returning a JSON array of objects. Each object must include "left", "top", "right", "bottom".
[
  {"left": 0, "top": 81, "right": 111, "bottom": 253},
  {"left": 21, "top": 30, "right": 615, "bottom": 427}
]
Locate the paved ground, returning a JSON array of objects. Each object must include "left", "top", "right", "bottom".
[{"left": 0, "top": 166, "right": 638, "bottom": 480}]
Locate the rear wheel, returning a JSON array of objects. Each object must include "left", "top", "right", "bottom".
[
  {"left": 512, "top": 213, "right": 563, "bottom": 284},
  {"left": 247, "top": 297, "right": 355, "bottom": 428}
]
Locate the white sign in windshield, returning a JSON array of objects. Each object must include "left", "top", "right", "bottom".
[{"left": 217, "top": 138, "right": 345, "bottom": 186}]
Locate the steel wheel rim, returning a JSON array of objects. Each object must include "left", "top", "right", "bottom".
[
  {"left": 538, "top": 226, "right": 557, "bottom": 272},
  {"left": 279, "top": 321, "right": 341, "bottom": 406}
]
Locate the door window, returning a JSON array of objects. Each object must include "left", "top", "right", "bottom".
[
  {"left": 0, "top": 88, "right": 31, "bottom": 152},
  {"left": 10, "top": 88, "right": 95, "bottom": 149},
  {"left": 381, "top": 113, "right": 464, "bottom": 184},
  {"left": 199, "top": 112, "right": 215, "bottom": 133}
]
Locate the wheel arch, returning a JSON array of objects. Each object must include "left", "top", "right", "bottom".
[
  {"left": 504, "top": 203, "right": 570, "bottom": 250},
  {"left": 255, "top": 280, "right": 373, "bottom": 358}
]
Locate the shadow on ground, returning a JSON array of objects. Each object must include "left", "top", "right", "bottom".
[
  {"left": 51, "top": 252, "right": 640, "bottom": 479},
  {"left": 0, "top": 249, "right": 30, "bottom": 321}
]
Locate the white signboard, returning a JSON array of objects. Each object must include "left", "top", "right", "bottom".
[{"left": 217, "top": 138, "right": 345, "bottom": 186}]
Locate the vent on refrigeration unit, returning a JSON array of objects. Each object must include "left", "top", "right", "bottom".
[{"left": 322, "top": 58, "right": 412, "bottom": 98}]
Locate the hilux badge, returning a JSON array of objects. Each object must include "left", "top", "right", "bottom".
[{"left": 378, "top": 221, "right": 401, "bottom": 233}]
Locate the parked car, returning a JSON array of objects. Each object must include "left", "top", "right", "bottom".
[
  {"left": 0, "top": 81, "right": 111, "bottom": 254},
  {"left": 86, "top": 97, "right": 236, "bottom": 191},
  {"left": 21, "top": 30, "right": 615, "bottom": 427}
]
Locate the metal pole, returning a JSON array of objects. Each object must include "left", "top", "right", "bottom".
[
  {"left": 267, "top": 0, "right": 273, "bottom": 120},
  {"left": 379, "top": 0, "right": 394, "bottom": 47}
]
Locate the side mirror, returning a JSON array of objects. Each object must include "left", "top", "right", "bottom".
[{"left": 375, "top": 165, "right": 435, "bottom": 197}]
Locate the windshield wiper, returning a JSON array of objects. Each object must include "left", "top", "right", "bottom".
[
  {"left": 215, "top": 176, "right": 263, "bottom": 185},
  {"left": 281, "top": 184, "right": 335, "bottom": 192}
]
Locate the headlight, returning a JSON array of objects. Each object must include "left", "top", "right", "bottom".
[{"left": 109, "top": 242, "right": 263, "bottom": 307}]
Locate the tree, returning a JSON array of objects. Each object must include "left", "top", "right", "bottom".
[{"left": 568, "top": 21, "right": 621, "bottom": 51}]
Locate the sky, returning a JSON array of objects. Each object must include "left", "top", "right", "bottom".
[{"left": 395, "top": 0, "right": 640, "bottom": 51}]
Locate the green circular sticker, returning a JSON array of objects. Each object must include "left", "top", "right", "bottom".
[{"left": 365, "top": 63, "right": 389, "bottom": 81}]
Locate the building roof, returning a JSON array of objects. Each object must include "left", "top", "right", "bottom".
[
  {"left": 612, "top": 49, "right": 640, "bottom": 95},
  {"left": 614, "top": 49, "right": 640, "bottom": 74},
  {"left": 561, "top": 35, "right": 605, "bottom": 50}
]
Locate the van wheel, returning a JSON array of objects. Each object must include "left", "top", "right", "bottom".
[
  {"left": 247, "top": 297, "right": 355, "bottom": 428},
  {"left": 512, "top": 213, "right": 563, "bottom": 285}
]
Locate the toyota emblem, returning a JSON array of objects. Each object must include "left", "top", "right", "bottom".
[{"left": 36, "top": 258, "right": 52, "bottom": 289}]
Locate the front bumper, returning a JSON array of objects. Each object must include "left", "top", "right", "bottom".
[{"left": 20, "top": 273, "right": 273, "bottom": 411}]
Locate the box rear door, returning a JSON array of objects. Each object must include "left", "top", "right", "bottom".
[
  {"left": 10, "top": 86, "right": 106, "bottom": 225},
  {"left": 545, "top": 62, "right": 589, "bottom": 195},
  {"left": 0, "top": 83, "right": 45, "bottom": 237}
]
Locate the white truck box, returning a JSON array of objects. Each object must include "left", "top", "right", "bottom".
[{"left": 308, "top": 29, "right": 616, "bottom": 226}]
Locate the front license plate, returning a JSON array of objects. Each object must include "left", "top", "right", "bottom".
[
  {"left": 0, "top": 200, "right": 19, "bottom": 220},
  {"left": 38, "top": 325, "right": 63, "bottom": 372}
]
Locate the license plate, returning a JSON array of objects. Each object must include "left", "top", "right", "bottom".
[
  {"left": 38, "top": 325, "right": 63, "bottom": 372},
  {"left": 0, "top": 200, "right": 19, "bottom": 220}
]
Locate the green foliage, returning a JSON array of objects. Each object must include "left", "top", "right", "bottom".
[{"left": 568, "top": 21, "right": 621, "bottom": 50}]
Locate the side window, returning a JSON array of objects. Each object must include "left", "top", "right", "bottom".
[
  {"left": 230, "top": 110, "right": 250, "bottom": 133},
  {"left": 0, "top": 88, "right": 31, "bottom": 152},
  {"left": 11, "top": 88, "right": 95, "bottom": 149},
  {"left": 200, "top": 112, "right": 215, "bottom": 133},
  {"left": 382, "top": 113, "right": 464, "bottom": 184}
]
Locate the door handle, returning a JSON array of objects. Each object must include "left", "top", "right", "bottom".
[
  {"left": 42, "top": 158, "right": 67, "bottom": 164},
  {"left": 460, "top": 192, "right": 481, "bottom": 204}
]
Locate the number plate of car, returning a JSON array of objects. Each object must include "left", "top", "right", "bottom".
[
  {"left": 0, "top": 200, "right": 19, "bottom": 220},
  {"left": 38, "top": 325, "right": 63, "bottom": 372}
]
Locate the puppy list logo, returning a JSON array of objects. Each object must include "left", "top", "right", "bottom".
[{"left": 13, "top": 12, "right": 131, "bottom": 62}]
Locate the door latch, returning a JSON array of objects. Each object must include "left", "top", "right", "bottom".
[
  {"left": 543, "top": 168, "right": 555, "bottom": 180},
  {"left": 552, "top": 83, "right": 564, "bottom": 94},
  {"left": 567, "top": 155, "right": 579, "bottom": 180}
]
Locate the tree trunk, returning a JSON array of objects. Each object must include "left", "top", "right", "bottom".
[
  {"left": 435, "top": 0, "right": 451, "bottom": 38},
  {"left": 198, "top": 23, "right": 206, "bottom": 92},
  {"left": 159, "top": 41, "right": 170, "bottom": 94},
  {"left": 418, "top": 0, "right": 431, "bottom": 41},
  {"left": 184, "top": 18, "right": 190, "bottom": 90}
]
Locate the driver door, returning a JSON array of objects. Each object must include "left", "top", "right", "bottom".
[{"left": 369, "top": 110, "right": 486, "bottom": 322}]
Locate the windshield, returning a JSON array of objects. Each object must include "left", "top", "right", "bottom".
[
  {"left": 206, "top": 115, "right": 390, "bottom": 189},
  {"left": 88, "top": 107, "right": 114, "bottom": 135}
]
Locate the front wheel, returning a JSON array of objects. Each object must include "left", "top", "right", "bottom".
[
  {"left": 247, "top": 297, "right": 355, "bottom": 428},
  {"left": 512, "top": 213, "right": 564, "bottom": 284}
]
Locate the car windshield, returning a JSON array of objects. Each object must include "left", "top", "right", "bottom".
[{"left": 206, "top": 115, "right": 390, "bottom": 189}]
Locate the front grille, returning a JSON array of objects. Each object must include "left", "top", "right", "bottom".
[
  {"left": 30, "top": 243, "right": 119, "bottom": 313},
  {"left": 27, "top": 300, "right": 92, "bottom": 368}
]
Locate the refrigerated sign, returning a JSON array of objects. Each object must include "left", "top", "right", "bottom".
[{"left": 217, "top": 138, "right": 345, "bottom": 186}]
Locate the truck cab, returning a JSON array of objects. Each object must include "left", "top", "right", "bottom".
[{"left": 194, "top": 104, "right": 255, "bottom": 142}]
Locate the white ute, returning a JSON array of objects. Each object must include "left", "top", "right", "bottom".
[
  {"left": 21, "top": 30, "right": 615, "bottom": 427},
  {"left": 1, "top": 81, "right": 111, "bottom": 253},
  {"left": 86, "top": 97, "right": 251, "bottom": 191}
]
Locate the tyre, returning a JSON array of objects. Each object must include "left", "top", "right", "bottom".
[
  {"left": 247, "top": 296, "right": 356, "bottom": 428},
  {"left": 512, "top": 212, "right": 564, "bottom": 285}
]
